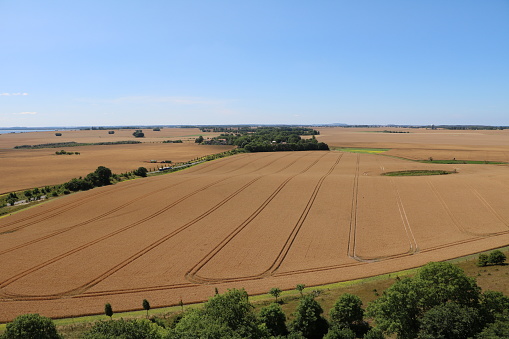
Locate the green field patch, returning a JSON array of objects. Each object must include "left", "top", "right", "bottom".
[
  {"left": 333, "top": 147, "right": 389, "bottom": 154},
  {"left": 383, "top": 169, "right": 454, "bottom": 176}
]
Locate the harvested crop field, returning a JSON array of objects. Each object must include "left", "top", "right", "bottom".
[
  {"left": 1, "top": 151, "right": 509, "bottom": 321},
  {"left": 317, "top": 127, "right": 509, "bottom": 162}
]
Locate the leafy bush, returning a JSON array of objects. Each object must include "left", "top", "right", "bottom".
[
  {"left": 2, "top": 313, "right": 62, "bottom": 339},
  {"left": 133, "top": 130, "right": 145, "bottom": 138},
  {"left": 82, "top": 319, "right": 162, "bottom": 339}
]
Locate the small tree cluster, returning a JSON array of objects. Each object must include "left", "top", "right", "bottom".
[
  {"left": 478, "top": 250, "right": 507, "bottom": 267},
  {"left": 133, "top": 129, "right": 145, "bottom": 138}
]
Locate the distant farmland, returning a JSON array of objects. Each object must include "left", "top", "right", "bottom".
[{"left": 1, "top": 150, "right": 509, "bottom": 321}]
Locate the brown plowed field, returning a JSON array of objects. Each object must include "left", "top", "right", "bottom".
[
  {"left": 2, "top": 149, "right": 509, "bottom": 321},
  {"left": 317, "top": 127, "right": 509, "bottom": 162}
]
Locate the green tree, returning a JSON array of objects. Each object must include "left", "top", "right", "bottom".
[
  {"left": 259, "top": 303, "right": 288, "bottom": 336},
  {"left": 269, "top": 287, "right": 282, "bottom": 303},
  {"left": 477, "top": 318, "right": 509, "bottom": 339},
  {"left": 367, "top": 262, "right": 483, "bottom": 339},
  {"left": 169, "top": 309, "right": 240, "bottom": 339},
  {"left": 323, "top": 326, "right": 355, "bottom": 339},
  {"left": 329, "top": 293, "right": 364, "bottom": 328},
  {"left": 203, "top": 288, "right": 262, "bottom": 337},
  {"left": 94, "top": 166, "right": 113, "bottom": 186},
  {"left": 478, "top": 253, "right": 489, "bottom": 267},
  {"left": 2, "top": 313, "right": 62, "bottom": 339},
  {"left": 488, "top": 250, "right": 507, "bottom": 265},
  {"left": 479, "top": 290, "right": 509, "bottom": 324},
  {"left": 133, "top": 130, "right": 145, "bottom": 138},
  {"left": 363, "top": 327, "right": 385, "bottom": 339},
  {"left": 105, "top": 303, "right": 113, "bottom": 319},
  {"left": 195, "top": 135, "right": 204, "bottom": 143},
  {"left": 417, "top": 302, "right": 480, "bottom": 339},
  {"left": 290, "top": 294, "right": 329, "bottom": 339},
  {"left": 134, "top": 167, "right": 148, "bottom": 177},
  {"left": 24, "top": 189, "right": 33, "bottom": 201},
  {"left": 296, "top": 284, "right": 306, "bottom": 297},
  {"left": 143, "top": 299, "right": 151, "bottom": 318}
]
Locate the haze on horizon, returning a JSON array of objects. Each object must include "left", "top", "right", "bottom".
[{"left": 1, "top": 1, "right": 508, "bottom": 128}]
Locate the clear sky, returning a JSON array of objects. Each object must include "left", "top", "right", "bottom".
[{"left": 1, "top": 1, "right": 508, "bottom": 127}]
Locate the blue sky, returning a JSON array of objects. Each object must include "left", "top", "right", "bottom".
[{"left": 1, "top": 1, "right": 508, "bottom": 127}]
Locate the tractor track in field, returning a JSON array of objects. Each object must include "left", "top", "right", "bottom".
[
  {"left": 0, "top": 150, "right": 252, "bottom": 232},
  {"left": 426, "top": 179, "right": 498, "bottom": 237},
  {"left": 0, "top": 152, "right": 299, "bottom": 300},
  {"left": 186, "top": 152, "right": 339, "bottom": 284},
  {"left": 0, "top": 152, "right": 271, "bottom": 243},
  {"left": 347, "top": 154, "right": 361, "bottom": 261}
]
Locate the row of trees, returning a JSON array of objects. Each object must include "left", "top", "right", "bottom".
[{"left": 55, "top": 150, "right": 80, "bottom": 155}]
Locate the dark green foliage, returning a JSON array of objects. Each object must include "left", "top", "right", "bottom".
[
  {"left": 363, "top": 327, "right": 385, "bottom": 339},
  {"left": 269, "top": 287, "right": 282, "bottom": 303},
  {"left": 24, "top": 189, "right": 32, "bottom": 200},
  {"left": 14, "top": 140, "right": 141, "bottom": 149},
  {"left": 64, "top": 178, "right": 93, "bottom": 191},
  {"left": 133, "top": 130, "right": 145, "bottom": 138},
  {"left": 169, "top": 309, "right": 241, "bottom": 339},
  {"left": 153, "top": 128, "right": 161, "bottom": 131},
  {"left": 488, "top": 250, "right": 507, "bottom": 265},
  {"left": 203, "top": 288, "right": 263, "bottom": 337},
  {"left": 367, "top": 277, "right": 421, "bottom": 339},
  {"left": 290, "top": 295, "right": 329, "bottom": 339},
  {"left": 323, "top": 326, "right": 355, "bottom": 339},
  {"left": 2, "top": 313, "right": 61, "bottom": 339},
  {"left": 143, "top": 299, "right": 151, "bottom": 318},
  {"left": 368, "top": 262, "right": 486, "bottom": 339},
  {"left": 108, "top": 131, "right": 115, "bottom": 134},
  {"left": 479, "top": 290, "right": 509, "bottom": 324},
  {"left": 417, "top": 302, "right": 480, "bottom": 339},
  {"left": 329, "top": 293, "right": 364, "bottom": 328},
  {"left": 82, "top": 319, "right": 161, "bottom": 339},
  {"left": 476, "top": 318, "right": 509, "bottom": 339},
  {"left": 195, "top": 135, "right": 204, "bottom": 143},
  {"left": 104, "top": 303, "right": 113, "bottom": 319},
  {"left": 205, "top": 127, "right": 328, "bottom": 152},
  {"left": 478, "top": 253, "right": 490, "bottom": 267},
  {"left": 134, "top": 167, "right": 148, "bottom": 177},
  {"left": 259, "top": 303, "right": 288, "bottom": 336},
  {"left": 55, "top": 133, "right": 62, "bottom": 136}
]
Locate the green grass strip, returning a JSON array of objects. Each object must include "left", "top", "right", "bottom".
[
  {"left": 332, "top": 147, "right": 389, "bottom": 154},
  {"left": 383, "top": 170, "right": 453, "bottom": 176}
]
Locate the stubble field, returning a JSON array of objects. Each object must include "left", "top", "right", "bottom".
[{"left": 1, "top": 146, "right": 509, "bottom": 321}]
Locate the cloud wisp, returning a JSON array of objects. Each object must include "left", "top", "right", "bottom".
[
  {"left": 13, "top": 112, "right": 37, "bottom": 115},
  {"left": 1, "top": 93, "right": 29, "bottom": 96}
]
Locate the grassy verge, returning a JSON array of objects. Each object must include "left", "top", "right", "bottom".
[
  {"left": 332, "top": 147, "right": 389, "bottom": 154},
  {"left": 382, "top": 169, "right": 454, "bottom": 176}
]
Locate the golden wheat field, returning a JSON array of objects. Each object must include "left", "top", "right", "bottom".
[
  {"left": 1, "top": 142, "right": 509, "bottom": 321},
  {"left": 0, "top": 128, "right": 231, "bottom": 193}
]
